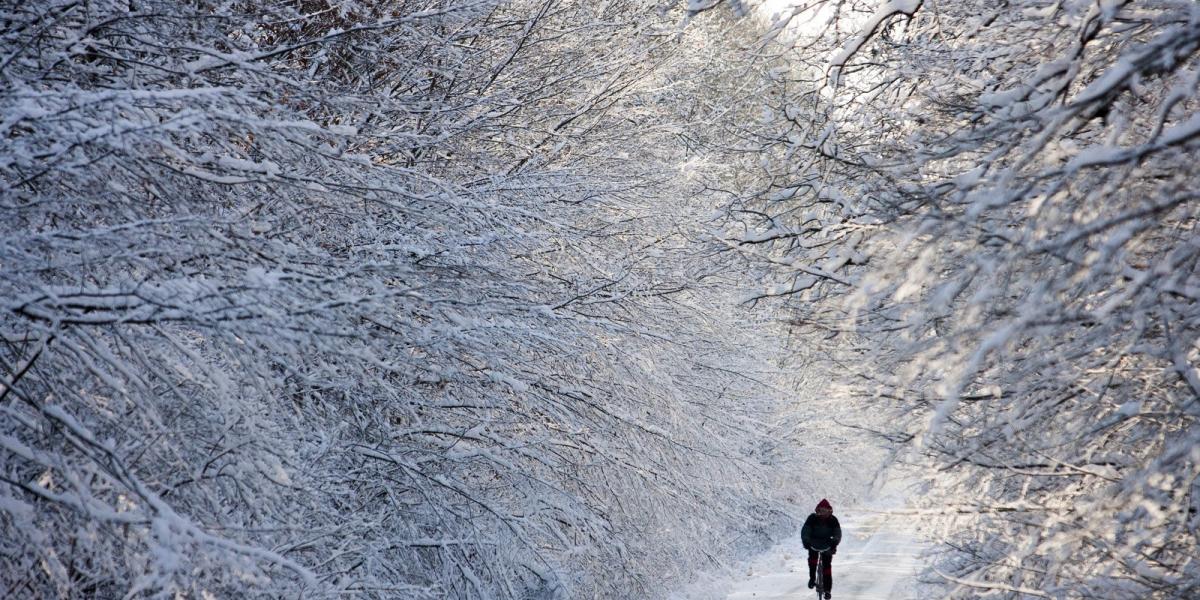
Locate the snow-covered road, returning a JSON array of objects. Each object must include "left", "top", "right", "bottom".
[{"left": 723, "top": 506, "right": 926, "bottom": 600}]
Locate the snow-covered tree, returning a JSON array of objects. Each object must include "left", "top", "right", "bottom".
[
  {"left": 691, "top": 0, "right": 1200, "bottom": 597},
  {"left": 0, "top": 1, "right": 805, "bottom": 597}
]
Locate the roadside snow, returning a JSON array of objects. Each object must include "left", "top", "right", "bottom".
[
  {"left": 672, "top": 479, "right": 928, "bottom": 600},
  {"left": 723, "top": 508, "right": 925, "bottom": 600}
]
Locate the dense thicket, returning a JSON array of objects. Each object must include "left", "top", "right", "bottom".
[
  {"left": 700, "top": 0, "right": 1200, "bottom": 597},
  {"left": 0, "top": 1, "right": 801, "bottom": 598},
  {"left": 9, "top": 0, "right": 1194, "bottom": 597}
]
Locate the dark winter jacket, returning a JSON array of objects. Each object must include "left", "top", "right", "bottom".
[{"left": 800, "top": 513, "right": 841, "bottom": 551}]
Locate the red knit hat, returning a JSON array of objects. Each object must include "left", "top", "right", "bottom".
[{"left": 816, "top": 498, "right": 832, "bottom": 513}]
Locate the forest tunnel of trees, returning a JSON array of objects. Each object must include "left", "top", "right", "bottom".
[{"left": 1, "top": 0, "right": 1198, "bottom": 598}]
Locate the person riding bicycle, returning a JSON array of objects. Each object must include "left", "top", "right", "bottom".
[{"left": 801, "top": 498, "right": 841, "bottom": 599}]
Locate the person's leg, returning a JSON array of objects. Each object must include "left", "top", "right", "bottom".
[
  {"left": 822, "top": 551, "right": 834, "bottom": 594},
  {"left": 807, "top": 549, "right": 818, "bottom": 588}
]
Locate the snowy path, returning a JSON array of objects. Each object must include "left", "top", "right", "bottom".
[{"left": 723, "top": 507, "right": 925, "bottom": 600}]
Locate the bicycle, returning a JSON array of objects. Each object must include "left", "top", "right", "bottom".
[{"left": 811, "top": 546, "right": 831, "bottom": 600}]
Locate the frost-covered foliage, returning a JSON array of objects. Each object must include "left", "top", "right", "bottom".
[
  {"left": 695, "top": 0, "right": 1200, "bottom": 597},
  {"left": 0, "top": 1, "right": 797, "bottom": 598}
]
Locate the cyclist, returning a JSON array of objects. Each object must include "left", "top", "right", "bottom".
[{"left": 801, "top": 498, "right": 841, "bottom": 599}]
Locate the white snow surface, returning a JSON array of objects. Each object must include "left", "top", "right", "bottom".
[
  {"left": 673, "top": 481, "right": 927, "bottom": 600},
  {"left": 723, "top": 509, "right": 924, "bottom": 600}
]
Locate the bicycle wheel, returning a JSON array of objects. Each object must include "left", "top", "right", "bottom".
[{"left": 813, "top": 554, "right": 824, "bottom": 600}]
